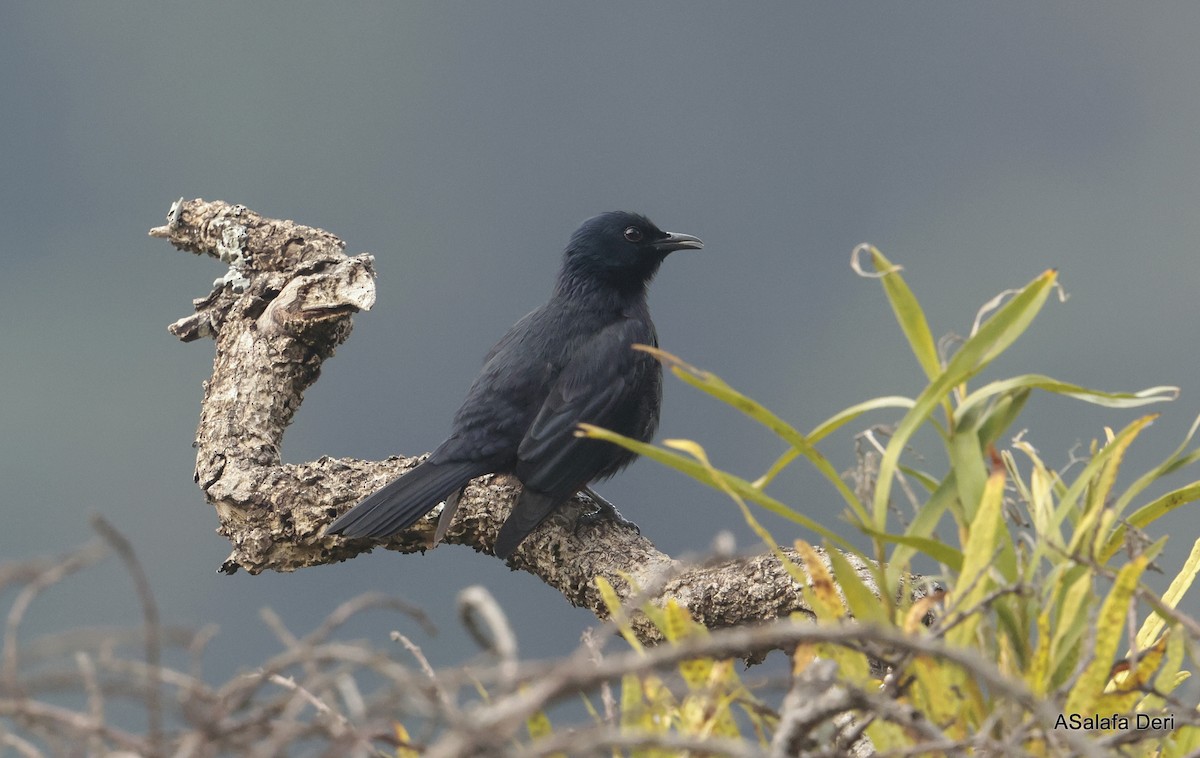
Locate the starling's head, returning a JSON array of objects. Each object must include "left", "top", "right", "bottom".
[{"left": 561, "top": 211, "right": 703, "bottom": 286}]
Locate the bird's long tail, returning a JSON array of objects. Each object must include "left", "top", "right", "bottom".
[
  {"left": 493, "top": 488, "right": 564, "bottom": 559},
  {"left": 328, "top": 460, "right": 490, "bottom": 539}
]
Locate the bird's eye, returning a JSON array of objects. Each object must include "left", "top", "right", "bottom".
[{"left": 623, "top": 227, "right": 643, "bottom": 243}]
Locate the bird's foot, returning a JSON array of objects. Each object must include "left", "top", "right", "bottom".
[{"left": 574, "top": 486, "right": 641, "bottom": 535}]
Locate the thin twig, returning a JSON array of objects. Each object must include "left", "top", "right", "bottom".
[
  {"left": 2, "top": 540, "right": 108, "bottom": 694},
  {"left": 91, "top": 514, "right": 164, "bottom": 756},
  {"left": 74, "top": 652, "right": 104, "bottom": 756}
]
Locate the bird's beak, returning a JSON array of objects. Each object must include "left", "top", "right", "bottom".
[{"left": 653, "top": 231, "right": 704, "bottom": 253}]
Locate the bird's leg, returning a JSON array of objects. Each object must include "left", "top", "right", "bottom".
[
  {"left": 433, "top": 488, "right": 464, "bottom": 545},
  {"left": 575, "top": 486, "right": 641, "bottom": 534}
]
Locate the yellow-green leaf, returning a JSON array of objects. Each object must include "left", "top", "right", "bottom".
[
  {"left": 393, "top": 723, "right": 420, "bottom": 758},
  {"left": 579, "top": 424, "right": 854, "bottom": 550},
  {"left": 826, "top": 545, "right": 888, "bottom": 625},
  {"left": 887, "top": 473, "right": 961, "bottom": 585},
  {"left": 794, "top": 539, "right": 846, "bottom": 620},
  {"left": 1101, "top": 482, "right": 1200, "bottom": 563},
  {"left": 1027, "top": 606, "right": 1054, "bottom": 697},
  {"left": 757, "top": 395, "right": 917, "bottom": 489},
  {"left": 808, "top": 395, "right": 918, "bottom": 444},
  {"left": 1136, "top": 538, "right": 1200, "bottom": 649},
  {"left": 1031, "top": 416, "right": 1154, "bottom": 571},
  {"left": 947, "top": 462, "right": 1006, "bottom": 649},
  {"left": 525, "top": 708, "right": 556, "bottom": 744},
  {"left": 1110, "top": 412, "right": 1200, "bottom": 519},
  {"left": 1064, "top": 555, "right": 1148, "bottom": 716},
  {"left": 626, "top": 348, "right": 872, "bottom": 525},
  {"left": 1068, "top": 417, "right": 1154, "bottom": 557},
  {"left": 866, "top": 245, "right": 942, "bottom": 382},
  {"left": 953, "top": 376, "right": 1177, "bottom": 423},
  {"left": 595, "top": 576, "right": 642, "bottom": 654}
]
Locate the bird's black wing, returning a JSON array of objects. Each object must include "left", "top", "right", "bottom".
[
  {"left": 516, "top": 317, "right": 653, "bottom": 491},
  {"left": 494, "top": 319, "right": 652, "bottom": 555}
]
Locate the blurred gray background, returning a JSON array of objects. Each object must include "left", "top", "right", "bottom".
[{"left": 3, "top": 4, "right": 1198, "bottom": 685}]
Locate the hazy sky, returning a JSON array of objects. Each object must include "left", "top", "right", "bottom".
[{"left": 3, "top": 4, "right": 1199, "bottom": 684}]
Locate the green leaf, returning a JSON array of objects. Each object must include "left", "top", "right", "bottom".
[
  {"left": 1101, "top": 482, "right": 1200, "bottom": 563},
  {"left": 948, "top": 418, "right": 989, "bottom": 522},
  {"left": 867, "top": 528, "right": 963, "bottom": 571},
  {"left": 873, "top": 270, "right": 1059, "bottom": 529},
  {"left": 897, "top": 465, "right": 940, "bottom": 492},
  {"left": 976, "top": 388, "right": 1031, "bottom": 447},
  {"left": 954, "top": 376, "right": 1177, "bottom": 424},
  {"left": 808, "top": 395, "right": 917, "bottom": 444},
  {"left": 578, "top": 424, "right": 854, "bottom": 550},
  {"left": 864, "top": 246, "right": 943, "bottom": 382},
  {"left": 634, "top": 346, "right": 871, "bottom": 525},
  {"left": 826, "top": 545, "right": 889, "bottom": 625},
  {"left": 1109, "top": 413, "right": 1200, "bottom": 526},
  {"left": 756, "top": 394, "right": 917, "bottom": 490},
  {"left": 887, "top": 472, "right": 960, "bottom": 586}
]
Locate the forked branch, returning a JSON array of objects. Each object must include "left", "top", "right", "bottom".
[{"left": 152, "top": 198, "right": 872, "bottom": 643}]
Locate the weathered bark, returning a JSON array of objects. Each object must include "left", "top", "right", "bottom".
[{"left": 152, "top": 198, "right": 876, "bottom": 643}]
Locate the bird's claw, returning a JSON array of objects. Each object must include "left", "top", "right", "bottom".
[{"left": 574, "top": 486, "right": 641, "bottom": 535}]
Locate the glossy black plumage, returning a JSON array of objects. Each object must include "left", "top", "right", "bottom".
[{"left": 327, "top": 211, "right": 702, "bottom": 558}]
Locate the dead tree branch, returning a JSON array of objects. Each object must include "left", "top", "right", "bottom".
[{"left": 151, "top": 198, "right": 875, "bottom": 644}]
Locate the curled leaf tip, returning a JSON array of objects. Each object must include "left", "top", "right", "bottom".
[
  {"left": 663, "top": 438, "right": 710, "bottom": 462},
  {"left": 850, "top": 243, "right": 903, "bottom": 278}
]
